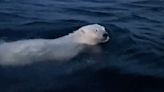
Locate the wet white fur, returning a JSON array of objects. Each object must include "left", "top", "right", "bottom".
[{"left": 0, "top": 24, "right": 109, "bottom": 66}]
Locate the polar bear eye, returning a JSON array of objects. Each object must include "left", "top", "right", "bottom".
[{"left": 95, "top": 29, "right": 98, "bottom": 32}]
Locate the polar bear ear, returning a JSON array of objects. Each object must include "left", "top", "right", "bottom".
[{"left": 79, "top": 29, "right": 85, "bottom": 34}]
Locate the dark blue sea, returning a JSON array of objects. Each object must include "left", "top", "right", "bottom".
[{"left": 0, "top": 0, "right": 164, "bottom": 92}]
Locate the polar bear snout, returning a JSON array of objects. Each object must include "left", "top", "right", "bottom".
[
  {"left": 102, "top": 32, "right": 110, "bottom": 43},
  {"left": 103, "top": 33, "right": 109, "bottom": 39}
]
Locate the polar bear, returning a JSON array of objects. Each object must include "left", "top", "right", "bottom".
[{"left": 0, "top": 24, "right": 109, "bottom": 66}]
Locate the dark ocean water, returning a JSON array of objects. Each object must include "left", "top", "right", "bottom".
[{"left": 0, "top": 0, "right": 164, "bottom": 92}]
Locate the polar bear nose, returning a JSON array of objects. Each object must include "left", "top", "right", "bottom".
[{"left": 103, "top": 33, "right": 109, "bottom": 38}]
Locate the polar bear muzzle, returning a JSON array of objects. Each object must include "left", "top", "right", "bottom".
[{"left": 102, "top": 32, "right": 110, "bottom": 43}]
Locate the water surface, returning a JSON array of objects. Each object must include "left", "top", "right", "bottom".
[{"left": 0, "top": 0, "right": 164, "bottom": 92}]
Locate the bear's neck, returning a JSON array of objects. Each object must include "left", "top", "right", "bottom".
[
  {"left": 46, "top": 32, "right": 87, "bottom": 60},
  {"left": 50, "top": 30, "right": 81, "bottom": 44}
]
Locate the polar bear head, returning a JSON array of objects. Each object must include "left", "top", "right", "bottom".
[{"left": 75, "top": 24, "right": 110, "bottom": 45}]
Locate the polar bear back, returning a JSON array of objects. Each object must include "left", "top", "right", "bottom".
[{"left": 0, "top": 38, "right": 84, "bottom": 65}]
